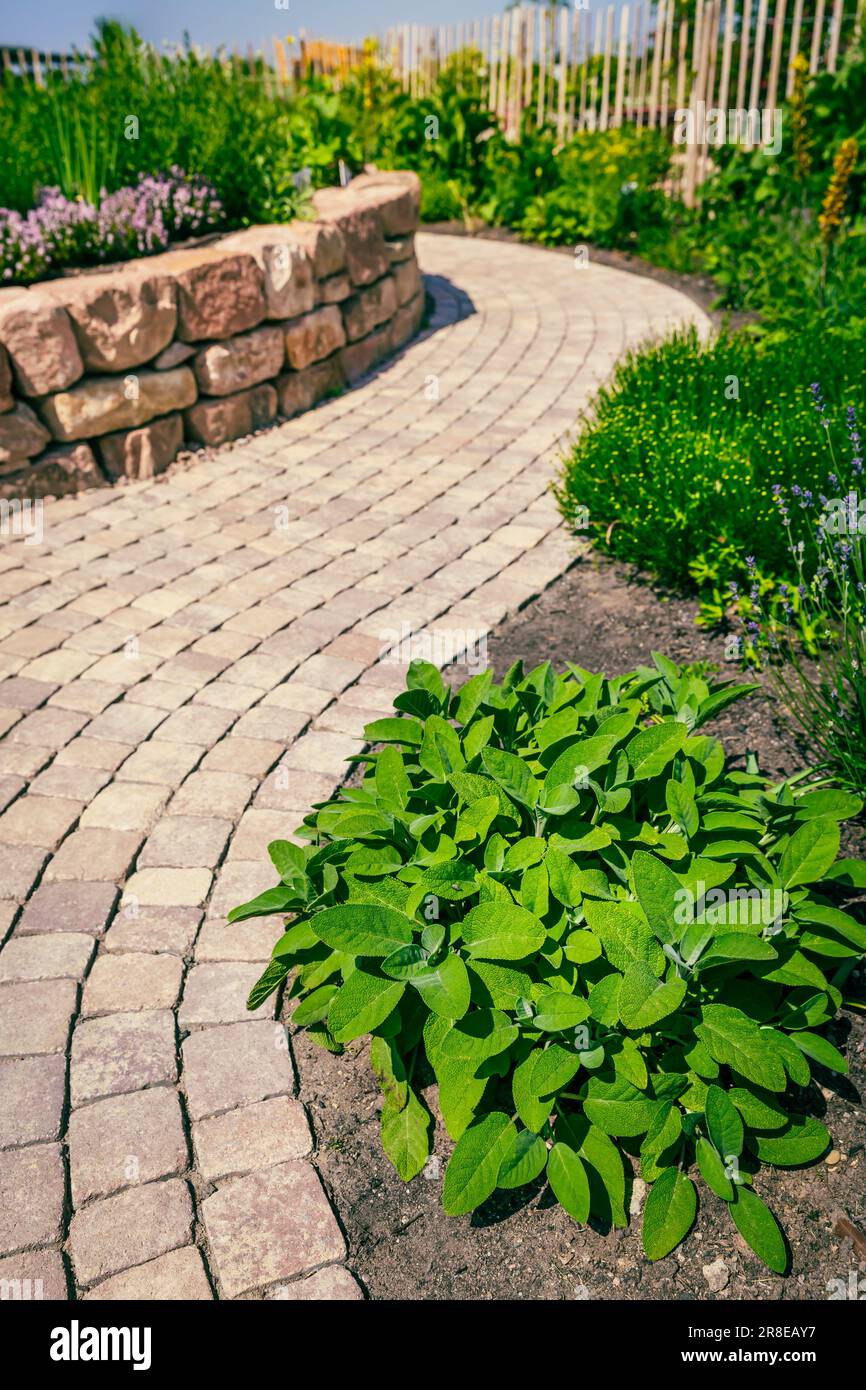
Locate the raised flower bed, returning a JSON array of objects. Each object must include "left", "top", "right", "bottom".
[{"left": 0, "top": 170, "right": 424, "bottom": 499}]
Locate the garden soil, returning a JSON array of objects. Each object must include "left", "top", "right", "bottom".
[{"left": 289, "top": 552, "right": 866, "bottom": 1301}]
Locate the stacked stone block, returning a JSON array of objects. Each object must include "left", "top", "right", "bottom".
[{"left": 0, "top": 170, "right": 424, "bottom": 499}]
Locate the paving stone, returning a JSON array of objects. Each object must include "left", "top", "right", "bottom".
[
  {"left": 0, "top": 1247, "right": 69, "bottom": 1300},
  {"left": 122, "top": 867, "right": 212, "bottom": 908},
  {"left": 268, "top": 1266, "right": 363, "bottom": 1300},
  {"left": 30, "top": 764, "right": 112, "bottom": 800},
  {"left": 152, "top": 705, "right": 237, "bottom": 746},
  {"left": 178, "top": 961, "right": 267, "bottom": 1027},
  {"left": 182, "top": 1018, "right": 294, "bottom": 1120},
  {"left": 68, "top": 1087, "right": 188, "bottom": 1204},
  {"left": 0, "top": 676, "right": 57, "bottom": 710},
  {"left": 194, "top": 918, "right": 276, "bottom": 962},
  {"left": 0, "top": 1144, "right": 64, "bottom": 1254},
  {"left": 0, "top": 1054, "right": 66, "bottom": 1145},
  {"left": 0, "top": 978, "right": 77, "bottom": 1056},
  {"left": 115, "top": 740, "right": 203, "bottom": 786},
  {"left": 7, "top": 707, "right": 87, "bottom": 747},
  {"left": 169, "top": 769, "right": 256, "bottom": 818},
  {"left": 82, "top": 1245, "right": 212, "bottom": 1300},
  {"left": 0, "top": 793, "right": 83, "bottom": 849},
  {"left": 280, "top": 729, "right": 357, "bottom": 776},
  {"left": 80, "top": 781, "right": 168, "bottom": 832},
  {"left": 83, "top": 703, "right": 166, "bottom": 744},
  {"left": 254, "top": 765, "right": 337, "bottom": 811},
  {"left": 193, "top": 1097, "right": 311, "bottom": 1182},
  {"left": 202, "top": 1160, "right": 345, "bottom": 1298},
  {"left": 200, "top": 738, "right": 283, "bottom": 777},
  {"left": 228, "top": 809, "right": 300, "bottom": 863},
  {"left": 138, "top": 815, "right": 231, "bottom": 869},
  {"left": 55, "top": 738, "right": 132, "bottom": 771},
  {"left": 68, "top": 1178, "right": 194, "bottom": 1287},
  {"left": 17, "top": 880, "right": 118, "bottom": 936},
  {"left": 208, "top": 861, "right": 276, "bottom": 918},
  {"left": 0, "top": 844, "right": 47, "bottom": 900},
  {"left": 45, "top": 828, "right": 142, "bottom": 882},
  {"left": 71, "top": 1008, "right": 177, "bottom": 1104},
  {"left": 103, "top": 905, "right": 202, "bottom": 956},
  {"left": 0, "top": 932, "right": 95, "bottom": 982},
  {"left": 82, "top": 952, "right": 184, "bottom": 1015}
]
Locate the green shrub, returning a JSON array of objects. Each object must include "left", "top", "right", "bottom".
[
  {"left": 555, "top": 326, "right": 866, "bottom": 621},
  {"left": 232, "top": 656, "right": 865, "bottom": 1270}
]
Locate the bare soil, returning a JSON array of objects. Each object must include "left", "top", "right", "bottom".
[{"left": 290, "top": 552, "right": 866, "bottom": 1302}]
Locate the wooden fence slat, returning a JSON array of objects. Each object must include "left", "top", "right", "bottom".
[
  {"left": 766, "top": 0, "right": 788, "bottom": 112},
  {"left": 806, "top": 0, "right": 828, "bottom": 71},
  {"left": 749, "top": 0, "right": 771, "bottom": 112},
  {"left": 497, "top": 9, "right": 510, "bottom": 119},
  {"left": 736, "top": 0, "right": 753, "bottom": 109},
  {"left": 600, "top": 4, "right": 614, "bottom": 130},
  {"left": 786, "top": 0, "right": 806, "bottom": 93},
  {"left": 717, "top": 0, "right": 736, "bottom": 114},
  {"left": 557, "top": 6, "right": 569, "bottom": 140},
  {"left": 676, "top": 18, "right": 689, "bottom": 115},
  {"left": 524, "top": 4, "right": 535, "bottom": 112},
  {"left": 660, "top": 0, "right": 676, "bottom": 127},
  {"left": 490, "top": 14, "right": 500, "bottom": 113},
  {"left": 536, "top": 5, "right": 547, "bottom": 125},
  {"left": 614, "top": 4, "right": 630, "bottom": 127},
  {"left": 827, "top": 0, "right": 845, "bottom": 69},
  {"left": 636, "top": 3, "right": 649, "bottom": 125},
  {"left": 649, "top": 0, "right": 666, "bottom": 128},
  {"left": 627, "top": 0, "right": 642, "bottom": 120}
]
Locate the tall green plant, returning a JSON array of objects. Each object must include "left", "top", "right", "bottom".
[{"left": 232, "top": 656, "right": 865, "bottom": 1271}]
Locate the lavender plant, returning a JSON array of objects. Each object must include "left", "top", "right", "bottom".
[
  {"left": 742, "top": 389, "right": 866, "bottom": 794},
  {"left": 0, "top": 168, "right": 224, "bottom": 285}
]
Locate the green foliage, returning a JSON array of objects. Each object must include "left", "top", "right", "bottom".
[
  {"left": 555, "top": 327, "right": 866, "bottom": 606},
  {"left": 232, "top": 656, "right": 864, "bottom": 1271}
]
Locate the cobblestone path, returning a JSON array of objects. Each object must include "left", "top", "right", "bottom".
[{"left": 0, "top": 234, "right": 707, "bottom": 1300}]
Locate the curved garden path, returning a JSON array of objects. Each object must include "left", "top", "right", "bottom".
[{"left": 0, "top": 235, "right": 708, "bottom": 1301}]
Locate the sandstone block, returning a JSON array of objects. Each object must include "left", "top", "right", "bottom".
[
  {"left": 194, "top": 324, "right": 284, "bottom": 396},
  {"left": 6, "top": 442, "right": 106, "bottom": 499},
  {"left": 49, "top": 270, "right": 177, "bottom": 372},
  {"left": 184, "top": 382, "right": 276, "bottom": 447},
  {"left": 276, "top": 358, "right": 344, "bottom": 419},
  {"left": 385, "top": 234, "right": 415, "bottom": 265},
  {"left": 280, "top": 220, "right": 346, "bottom": 278},
  {"left": 0, "top": 343, "right": 11, "bottom": 412},
  {"left": 342, "top": 276, "right": 398, "bottom": 342},
  {"left": 40, "top": 367, "right": 197, "bottom": 442},
  {"left": 220, "top": 227, "right": 317, "bottom": 319},
  {"left": 317, "top": 272, "right": 352, "bottom": 304},
  {"left": 391, "top": 290, "right": 425, "bottom": 351},
  {"left": 311, "top": 188, "right": 389, "bottom": 286},
  {"left": 0, "top": 402, "right": 51, "bottom": 463},
  {"left": 96, "top": 412, "right": 183, "bottom": 480},
  {"left": 393, "top": 256, "right": 423, "bottom": 306},
  {"left": 283, "top": 304, "right": 346, "bottom": 369},
  {"left": 152, "top": 341, "right": 195, "bottom": 369},
  {"left": 349, "top": 169, "right": 421, "bottom": 235},
  {"left": 339, "top": 322, "right": 392, "bottom": 383},
  {"left": 165, "top": 249, "right": 266, "bottom": 341},
  {"left": 0, "top": 295, "right": 84, "bottom": 396}
]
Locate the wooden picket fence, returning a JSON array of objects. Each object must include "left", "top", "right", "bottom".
[{"left": 4, "top": 1, "right": 863, "bottom": 202}]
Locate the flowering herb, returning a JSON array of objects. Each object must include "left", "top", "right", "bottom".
[
  {"left": 231, "top": 656, "right": 865, "bottom": 1272},
  {"left": 0, "top": 168, "right": 223, "bottom": 285}
]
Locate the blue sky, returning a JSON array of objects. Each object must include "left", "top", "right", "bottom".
[{"left": 2, "top": 1, "right": 510, "bottom": 51}]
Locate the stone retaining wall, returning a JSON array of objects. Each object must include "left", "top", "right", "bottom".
[{"left": 0, "top": 171, "right": 424, "bottom": 499}]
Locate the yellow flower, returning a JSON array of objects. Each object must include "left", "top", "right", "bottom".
[{"left": 819, "top": 137, "right": 858, "bottom": 245}]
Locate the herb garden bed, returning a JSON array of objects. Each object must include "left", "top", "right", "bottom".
[{"left": 287, "top": 553, "right": 865, "bottom": 1301}]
